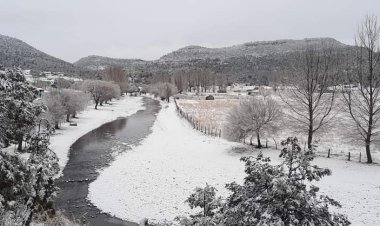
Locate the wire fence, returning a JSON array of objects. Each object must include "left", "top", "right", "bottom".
[{"left": 174, "top": 99, "right": 222, "bottom": 138}]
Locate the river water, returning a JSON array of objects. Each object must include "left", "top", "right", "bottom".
[{"left": 55, "top": 97, "right": 160, "bottom": 226}]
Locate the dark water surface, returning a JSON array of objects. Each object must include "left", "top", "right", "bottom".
[{"left": 55, "top": 97, "right": 160, "bottom": 226}]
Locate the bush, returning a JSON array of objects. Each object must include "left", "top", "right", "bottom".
[
  {"left": 205, "top": 95, "right": 214, "bottom": 100},
  {"left": 177, "top": 137, "right": 350, "bottom": 226}
]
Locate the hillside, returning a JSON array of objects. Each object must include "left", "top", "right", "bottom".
[
  {"left": 74, "top": 38, "right": 351, "bottom": 83},
  {"left": 158, "top": 38, "right": 346, "bottom": 62},
  {"left": 0, "top": 34, "right": 76, "bottom": 74},
  {"left": 74, "top": 55, "right": 148, "bottom": 71}
]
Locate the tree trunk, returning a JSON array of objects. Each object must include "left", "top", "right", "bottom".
[
  {"left": 95, "top": 100, "right": 99, "bottom": 109},
  {"left": 308, "top": 104, "right": 313, "bottom": 149},
  {"left": 257, "top": 133, "right": 262, "bottom": 148},
  {"left": 17, "top": 134, "right": 23, "bottom": 151},
  {"left": 55, "top": 121, "right": 59, "bottom": 129},
  {"left": 66, "top": 113, "right": 70, "bottom": 122},
  {"left": 72, "top": 111, "right": 76, "bottom": 118},
  {"left": 365, "top": 141, "right": 373, "bottom": 163},
  {"left": 307, "top": 129, "right": 313, "bottom": 150},
  {"left": 249, "top": 135, "right": 254, "bottom": 145}
]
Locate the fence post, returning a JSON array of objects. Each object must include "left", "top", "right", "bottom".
[
  {"left": 359, "top": 152, "right": 361, "bottom": 163},
  {"left": 327, "top": 149, "right": 330, "bottom": 158},
  {"left": 219, "top": 129, "right": 221, "bottom": 138},
  {"left": 348, "top": 152, "right": 351, "bottom": 161}
]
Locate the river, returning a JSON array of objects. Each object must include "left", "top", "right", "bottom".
[{"left": 55, "top": 97, "right": 160, "bottom": 226}]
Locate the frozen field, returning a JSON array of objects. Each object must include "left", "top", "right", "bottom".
[
  {"left": 176, "top": 98, "right": 239, "bottom": 135},
  {"left": 177, "top": 94, "right": 380, "bottom": 162},
  {"left": 88, "top": 100, "right": 380, "bottom": 225}
]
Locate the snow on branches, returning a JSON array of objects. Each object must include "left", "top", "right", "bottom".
[{"left": 177, "top": 137, "right": 350, "bottom": 226}]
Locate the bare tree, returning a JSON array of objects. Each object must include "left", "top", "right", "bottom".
[
  {"left": 342, "top": 15, "right": 380, "bottom": 163},
  {"left": 103, "top": 66, "right": 129, "bottom": 93},
  {"left": 99, "top": 82, "right": 121, "bottom": 105},
  {"left": 60, "top": 89, "right": 90, "bottom": 122},
  {"left": 150, "top": 82, "right": 178, "bottom": 102},
  {"left": 279, "top": 43, "right": 340, "bottom": 149},
  {"left": 226, "top": 97, "right": 282, "bottom": 148},
  {"left": 173, "top": 70, "right": 188, "bottom": 93},
  {"left": 42, "top": 90, "right": 66, "bottom": 129}
]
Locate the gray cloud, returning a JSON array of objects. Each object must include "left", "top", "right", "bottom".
[{"left": 1, "top": 0, "right": 379, "bottom": 62}]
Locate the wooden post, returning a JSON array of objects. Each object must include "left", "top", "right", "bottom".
[
  {"left": 348, "top": 152, "right": 351, "bottom": 161},
  {"left": 359, "top": 152, "right": 362, "bottom": 163},
  {"left": 219, "top": 129, "right": 221, "bottom": 138},
  {"left": 265, "top": 139, "right": 268, "bottom": 148},
  {"left": 327, "top": 149, "right": 330, "bottom": 158}
]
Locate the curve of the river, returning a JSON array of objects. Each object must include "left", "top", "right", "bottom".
[{"left": 55, "top": 97, "right": 160, "bottom": 226}]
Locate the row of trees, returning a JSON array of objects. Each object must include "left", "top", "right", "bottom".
[
  {"left": 41, "top": 89, "right": 89, "bottom": 129},
  {"left": 41, "top": 78, "right": 122, "bottom": 129},
  {"left": 0, "top": 67, "right": 59, "bottom": 225},
  {"left": 152, "top": 69, "right": 228, "bottom": 94},
  {"left": 282, "top": 14, "right": 380, "bottom": 163},
  {"left": 226, "top": 15, "right": 380, "bottom": 164}
]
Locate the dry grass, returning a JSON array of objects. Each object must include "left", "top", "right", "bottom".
[{"left": 176, "top": 98, "right": 239, "bottom": 132}]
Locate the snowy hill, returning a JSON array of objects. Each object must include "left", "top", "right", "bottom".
[
  {"left": 159, "top": 38, "right": 347, "bottom": 62},
  {"left": 74, "top": 55, "right": 149, "bottom": 71},
  {"left": 0, "top": 34, "right": 77, "bottom": 73},
  {"left": 75, "top": 38, "right": 351, "bottom": 83}
]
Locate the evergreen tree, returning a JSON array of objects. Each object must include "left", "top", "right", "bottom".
[{"left": 0, "top": 66, "right": 44, "bottom": 150}]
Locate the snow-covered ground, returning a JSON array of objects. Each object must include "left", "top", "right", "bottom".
[
  {"left": 49, "top": 96, "right": 144, "bottom": 175},
  {"left": 88, "top": 102, "right": 246, "bottom": 222},
  {"left": 88, "top": 101, "right": 380, "bottom": 225}
]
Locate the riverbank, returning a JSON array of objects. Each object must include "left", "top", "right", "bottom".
[
  {"left": 88, "top": 102, "right": 246, "bottom": 223},
  {"left": 88, "top": 101, "right": 380, "bottom": 225},
  {"left": 55, "top": 97, "right": 161, "bottom": 225},
  {"left": 49, "top": 96, "right": 145, "bottom": 176}
]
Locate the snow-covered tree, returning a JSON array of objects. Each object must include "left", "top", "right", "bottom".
[
  {"left": 150, "top": 82, "right": 178, "bottom": 102},
  {"left": 41, "top": 90, "right": 66, "bottom": 129},
  {"left": 222, "top": 137, "right": 349, "bottom": 225},
  {"left": 0, "top": 66, "right": 59, "bottom": 225},
  {"left": 177, "top": 138, "right": 350, "bottom": 226},
  {"left": 0, "top": 66, "right": 44, "bottom": 150},
  {"left": 82, "top": 80, "right": 120, "bottom": 109},
  {"left": 60, "top": 89, "right": 89, "bottom": 122},
  {"left": 225, "top": 96, "right": 282, "bottom": 147},
  {"left": 99, "top": 82, "right": 121, "bottom": 105}
]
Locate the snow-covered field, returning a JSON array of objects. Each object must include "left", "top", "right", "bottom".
[
  {"left": 49, "top": 96, "right": 144, "bottom": 175},
  {"left": 177, "top": 94, "right": 380, "bottom": 162},
  {"left": 176, "top": 98, "right": 239, "bottom": 134},
  {"left": 89, "top": 100, "right": 380, "bottom": 225},
  {"left": 88, "top": 102, "right": 246, "bottom": 223}
]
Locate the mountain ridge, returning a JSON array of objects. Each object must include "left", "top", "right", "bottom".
[{"left": 0, "top": 34, "right": 76, "bottom": 74}]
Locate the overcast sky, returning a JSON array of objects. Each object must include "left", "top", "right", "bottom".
[{"left": 1, "top": 0, "right": 379, "bottom": 63}]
